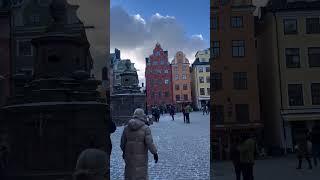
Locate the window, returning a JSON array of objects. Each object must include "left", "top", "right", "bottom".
[
  {"left": 233, "top": 72, "right": 247, "bottom": 90},
  {"left": 158, "top": 91, "right": 162, "bottom": 97},
  {"left": 151, "top": 92, "right": 155, "bottom": 97},
  {"left": 165, "top": 79, "right": 169, "bottom": 84},
  {"left": 311, "top": 83, "right": 320, "bottom": 105},
  {"left": 164, "top": 69, "right": 169, "bottom": 73},
  {"left": 48, "top": 55, "right": 60, "bottom": 63},
  {"left": 200, "top": 88, "right": 205, "bottom": 95},
  {"left": 165, "top": 91, "right": 169, "bottom": 97},
  {"left": 232, "top": 40, "right": 245, "bottom": 57},
  {"left": 306, "top": 18, "right": 320, "bottom": 34},
  {"left": 207, "top": 88, "right": 210, "bottom": 95},
  {"left": 160, "top": 60, "right": 164, "bottom": 65},
  {"left": 288, "top": 84, "right": 304, "bottom": 106},
  {"left": 308, "top": 47, "right": 320, "bottom": 67},
  {"left": 235, "top": 104, "right": 249, "bottom": 123},
  {"left": 199, "top": 77, "right": 205, "bottom": 83},
  {"left": 184, "top": 94, "right": 188, "bottom": 101},
  {"left": 116, "top": 75, "right": 120, "bottom": 80},
  {"left": 155, "top": 51, "right": 160, "bottom": 56},
  {"left": 153, "top": 61, "right": 158, "bottom": 65},
  {"left": 176, "top": 95, "right": 181, "bottom": 101},
  {"left": 212, "top": 16, "right": 219, "bottom": 30},
  {"left": 18, "top": 40, "right": 32, "bottom": 56},
  {"left": 284, "top": 19, "right": 297, "bottom": 34},
  {"left": 183, "top": 84, "right": 188, "bottom": 90},
  {"left": 175, "top": 74, "right": 179, "bottom": 80},
  {"left": 213, "top": 105, "right": 224, "bottom": 124},
  {"left": 231, "top": 16, "right": 243, "bottom": 28},
  {"left": 182, "top": 74, "right": 187, "bottom": 80},
  {"left": 212, "top": 41, "right": 220, "bottom": 58},
  {"left": 212, "top": 73, "right": 222, "bottom": 90},
  {"left": 175, "top": 84, "right": 180, "bottom": 90},
  {"left": 158, "top": 79, "right": 162, "bottom": 85},
  {"left": 182, "top": 65, "right": 188, "bottom": 72},
  {"left": 199, "top": 67, "right": 203, "bottom": 73},
  {"left": 30, "top": 15, "right": 40, "bottom": 24},
  {"left": 206, "top": 67, "right": 210, "bottom": 72},
  {"left": 174, "top": 66, "right": 178, "bottom": 72},
  {"left": 286, "top": 48, "right": 300, "bottom": 68},
  {"left": 206, "top": 76, "right": 210, "bottom": 83}
]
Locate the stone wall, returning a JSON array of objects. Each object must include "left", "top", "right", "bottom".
[{"left": 111, "top": 94, "right": 146, "bottom": 126}]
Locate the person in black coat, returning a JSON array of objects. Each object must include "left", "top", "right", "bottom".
[
  {"left": 311, "top": 125, "right": 320, "bottom": 166},
  {"left": 169, "top": 105, "right": 175, "bottom": 121},
  {"left": 230, "top": 137, "right": 241, "bottom": 180},
  {"left": 108, "top": 119, "right": 117, "bottom": 156}
]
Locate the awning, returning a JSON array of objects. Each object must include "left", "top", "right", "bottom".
[{"left": 281, "top": 108, "right": 320, "bottom": 122}]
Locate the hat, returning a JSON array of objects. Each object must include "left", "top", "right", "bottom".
[{"left": 74, "top": 149, "right": 108, "bottom": 180}]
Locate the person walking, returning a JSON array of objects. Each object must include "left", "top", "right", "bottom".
[
  {"left": 206, "top": 105, "right": 209, "bottom": 115},
  {"left": 202, "top": 105, "right": 206, "bottom": 115},
  {"left": 238, "top": 135, "right": 256, "bottom": 180},
  {"left": 0, "top": 135, "right": 8, "bottom": 180},
  {"left": 184, "top": 104, "right": 192, "bottom": 124},
  {"left": 155, "top": 107, "right": 160, "bottom": 122},
  {"left": 311, "top": 125, "right": 320, "bottom": 166},
  {"left": 120, "top": 108, "right": 158, "bottom": 180},
  {"left": 230, "top": 137, "right": 241, "bottom": 180},
  {"left": 169, "top": 105, "right": 175, "bottom": 121},
  {"left": 296, "top": 136, "right": 313, "bottom": 170},
  {"left": 182, "top": 105, "right": 186, "bottom": 123}
]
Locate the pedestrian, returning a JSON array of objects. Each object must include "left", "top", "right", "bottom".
[
  {"left": 108, "top": 119, "right": 117, "bottom": 156},
  {"left": 0, "top": 142, "right": 8, "bottom": 179},
  {"left": 311, "top": 125, "right": 320, "bottom": 166},
  {"left": 184, "top": 104, "right": 192, "bottom": 124},
  {"left": 202, "top": 105, "right": 206, "bottom": 115},
  {"left": 120, "top": 108, "right": 159, "bottom": 180},
  {"left": 170, "top": 105, "right": 175, "bottom": 121},
  {"left": 73, "top": 148, "right": 109, "bottom": 180},
  {"left": 206, "top": 105, "right": 209, "bottom": 115},
  {"left": 238, "top": 135, "right": 256, "bottom": 180},
  {"left": 230, "top": 137, "right": 241, "bottom": 180},
  {"left": 295, "top": 136, "right": 313, "bottom": 170},
  {"left": 182, "top": 106, "right": 186, "bottom": 123},
  {"left": 155, "top": 107, "right": 160, "bottom": 122}
]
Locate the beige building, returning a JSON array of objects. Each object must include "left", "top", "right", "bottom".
[
  {"left": 191, "top": 49, "right": 210, "bottom": 110},
  {"left": 257, "top": 0, "right": 320, "bottom": 151},
  {"left": 171, "top": 51, "right": 192, "bottom": 111}
]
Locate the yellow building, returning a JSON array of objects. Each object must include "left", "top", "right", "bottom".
[
  {"left": 257, "top": 0, "right": 320, "bottom": 151},
  {"left": 191, "top": 49, "right": 210, "bottom": 110}
]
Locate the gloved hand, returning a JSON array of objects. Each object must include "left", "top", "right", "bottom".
[{"left": 153, "top": 153, "right": 158, "bottom": 163}]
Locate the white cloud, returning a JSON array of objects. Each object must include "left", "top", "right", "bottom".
[{"left": 110, "top": 6, "right": 208, "bottom": 85}]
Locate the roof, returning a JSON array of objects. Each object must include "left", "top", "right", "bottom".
[
  {"left": 192, "top": 58, "right": 209, "bottom": 66},
  {"left": 265, "top": 0, "right": 320, "bottom": 12}
]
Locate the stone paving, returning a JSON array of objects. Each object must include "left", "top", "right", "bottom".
[
  {"left": 212, "top": 155, "right": 320, "bottom": 180},
  {"left": 110, "top": 111, "right": 210, "bottom": 180}
]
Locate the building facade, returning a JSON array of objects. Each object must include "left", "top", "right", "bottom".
[
  {"left": 191, "top": 49, "right": 210, "bottom": 110},
  {"left": 145, "top": 43, "right": 173, "bottom": 111},
  {"left": 171, "top": 51, "right": 192, "bottom": 111},
  {"left": 257, "top": 0, "right": 320, "bottom": 151},
  {"left": 212, "top": 0, "right": 262, "bottom": 160},
  {"left": 0, "top": 6, "right": 11, "bottom": 106}
]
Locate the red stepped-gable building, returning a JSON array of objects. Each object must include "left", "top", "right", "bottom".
[{"left": 145, "top": 43, "right": 173, "bottom": 112}]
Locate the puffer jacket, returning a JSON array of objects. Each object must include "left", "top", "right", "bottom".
[{"left": 120, "top": 116, "right": 157, "bottom": 180}]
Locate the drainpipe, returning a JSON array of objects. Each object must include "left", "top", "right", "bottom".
[{"left": 273, "top": 12, "right": 287, "bottom": 155}]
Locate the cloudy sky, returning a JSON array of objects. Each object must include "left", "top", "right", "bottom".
[
  {"left": 69, "top": 0, "right": 268, "bottom": 82},
  {"left": 110, "top": 0, "right": 210, "bottom": 85}
]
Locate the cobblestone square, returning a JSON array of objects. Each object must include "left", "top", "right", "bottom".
[
  {"left": 110, "top": 111, "right": 210, "bottom": 180},
  {"left": 213, "top": 156, "right": 320, "bottom": 180}
]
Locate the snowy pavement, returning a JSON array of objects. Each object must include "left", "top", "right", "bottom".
[
  {"left": 110, "top": 111, "right": 210, "bottom": 180},
  {"left": 212, "top": 155, "right": 320, "bottom": 180}
]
